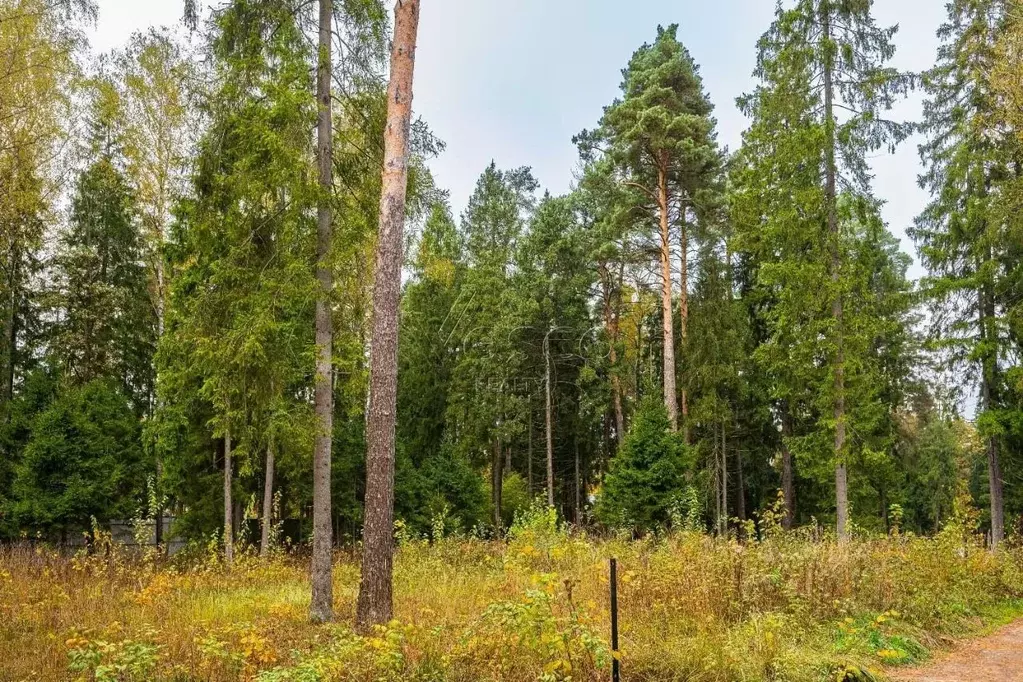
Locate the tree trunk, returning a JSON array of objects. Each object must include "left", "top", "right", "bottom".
[
  {"left": 822, "top": 7, "right": 848, "bottom": 542},
  {"left": 657, "top": 162, "right": 678, "bottom": 431},
  {"left": 527, "top": 401, "right": 533, "bottom": 498},
  {"left": 491, "top": 438, "right": 503, "bottom": 530},
  {"left": 714, "top": 420, "right": 723, "bottom": 535},
  {"left": 679, "top": 208, "right": 689, "bottom": 443},
  {"left": 987, "top": 436, "right": 1004, "bottom": 546},
  {"left": 223, "top": 431, "right": 233, "bottom": 566},
  {"left": 721, "top": 417, "right": 728, "bottom": 534},
  {"left": 260, "top": 443, "right": 275, "bottom": 557},
  {"left": 980, "top": 280, "right": 1005, "bottom": 546},
  {"left": 154, "top": 460, "right": 164, "bottom": 547},
  {"left": 3, "top": 240, "right": 18, "bottom": 409},
  {"left": 781, "top": 406, "right": 795, "bottom": 530},
  {"left": 356, "top": 0, "right": 420, "bottom": 631},
  {"left": 735, "top": 438, "right": 746, "bottom": 522},
  {"left": 310, "top": 0, "right": 335, "bottom": 624},
  {"left": 545, "top": 328, "right": 555, "bottom": 507},
  {"left": 574, "top": 436, "right": 581, "bottom": 524},
  {"left": 601, "top": 264, "right": 626, "bottom": 445}
]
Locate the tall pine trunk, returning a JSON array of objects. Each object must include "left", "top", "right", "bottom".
[
  {"left": 310, "top": 0, "right": 335, "bottom": 624},
  {"left": 657, "top": 161, "right": 679, "bottom": 431},
  {"left": 223, "top": 431, "right": 233, "bottom": 566},
  {"left": 356, "top": 0, "right": 420, "bottom": 631},
  {"left": 822, "top": 7, "right": 849, "bottom": 542},
  {"left": 260, "top": 443, "right": 274, "bottom": 557},
  {"left": 679, "top": 209, "right": 689, "bottom": 442},
  {"left": 545, "top": 328, "right": 555, "bottom": 507}
]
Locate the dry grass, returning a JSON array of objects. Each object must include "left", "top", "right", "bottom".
[{"left": 3, "top": 518, "right": 1023, "bottom": 682}]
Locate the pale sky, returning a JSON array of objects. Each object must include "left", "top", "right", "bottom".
[{"left": 87, "top": 0, "right": 948, "bottom": 280}]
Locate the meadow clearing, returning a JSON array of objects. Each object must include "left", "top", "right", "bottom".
[{"left": 3, "top": 508, "right": 1023, "bottom": 682}]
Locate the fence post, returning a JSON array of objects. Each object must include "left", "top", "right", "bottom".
[{"left": 610, "top": 557, "right": 620, "bottom": 682}]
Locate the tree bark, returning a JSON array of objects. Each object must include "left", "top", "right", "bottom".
[
  {"left": 223, "top": 431, "right": 233, "bottom": 566},
  {"left": 735, "top": 438, "right": 746, "bottom": 522},
  {"left": 600, "top": 264, "right": 626, "bottom": 445},
  {"left": 310, "top": 0, "right": 335, "bottom": 624},
  {"left": 822, "top": 7, "right": 849, "bottom": 542},
  {"left": 491, "top": 438, "right": 503, "bottom": 530},
  {"left": 527, "top": 401, "right": 534, "bottom": 498},
  {"left": 980, "top": 279, "right": 1004, "bottom": 546},
  {"left": 721, "top": 417, "right": 728, "bottom": 533},
  {"left": 545, "top": 328, "right": 555, "bottom": 507},
  {"left": 260, "top": 442, "right": 274, "bottom": 557},
  {"left": 356, "top": 0, "right": 419, "bottom": 631},
  {"left": 574, "top": 436, "right": 581, "bottom": 524},
  {"left": 154, "top": 460, "right": 164, "bottom": 547},
  {"left": 781, "top": 405, "right": 795, "bottom": 530},
  {"left": 3, "top": 240, "right": 18, "bottom": 410},
  {"left": 657, "top": 161, "right": 678, "bottom": 431},
  {"left": 679, "top": 208, "right": 689, "bottom": 443}
]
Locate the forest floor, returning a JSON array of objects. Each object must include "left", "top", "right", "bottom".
[
  {"left": 3, "top": 524, "right": 1023, "bottom": 681},
  {"left": 892, "top": 620, "right": 1023, "bottom": 681}
]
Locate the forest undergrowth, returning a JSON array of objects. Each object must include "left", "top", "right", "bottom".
[{"left": 3, "top": 506, "right": 1023, "bottom": 682}]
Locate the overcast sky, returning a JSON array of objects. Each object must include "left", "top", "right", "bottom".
[{"left": 87, "top": 0, "right": 948, "bottom": 279}]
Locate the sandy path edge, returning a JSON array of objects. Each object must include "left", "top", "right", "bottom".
[{"left": 888, "top": 619, "right": 1023, "bottom": 682}]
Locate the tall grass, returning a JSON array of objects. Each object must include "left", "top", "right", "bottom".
[{"left": 2, "top": 515, "right": 1022, "bottom": 681}]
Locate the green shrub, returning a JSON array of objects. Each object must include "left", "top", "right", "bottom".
[{"left": 596, "top": 399, "right": 692, "bottom": 532}]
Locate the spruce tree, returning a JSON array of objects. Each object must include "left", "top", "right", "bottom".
[
  {"left": 913, "top": 0, "right": 1018, "bottom": 546},
  {"left": 735, "top": 0, "right": 913, "bottom": 539},
  {"left": 159, "top": 0, "right": 318, "bottom": 564},
  {"left": 52, "top": 78, "right": 156, "bottom": 409}
]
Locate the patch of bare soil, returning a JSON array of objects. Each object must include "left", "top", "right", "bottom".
[{"left": 891, "top": 620, "right": 1023, "bottom": 682}]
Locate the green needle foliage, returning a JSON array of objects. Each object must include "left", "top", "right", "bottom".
[{"left": 0, "top": 0, "right": 1016, "bottom": 557}]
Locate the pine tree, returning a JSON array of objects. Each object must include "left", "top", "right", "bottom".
[
  {"left": 357, "top": 0, "right": 421, "bottom": 631},
  {"left": 580, "top": 25, "right": 719, "bottom": 432}
]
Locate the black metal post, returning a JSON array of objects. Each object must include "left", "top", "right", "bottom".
[{"left": 610, "top": 557, "right": 620, "bottom": 682}]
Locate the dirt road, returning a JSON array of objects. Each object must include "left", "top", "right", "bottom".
[{"left": 892, "top": 620, "right": 1023, "bottom": 681}]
